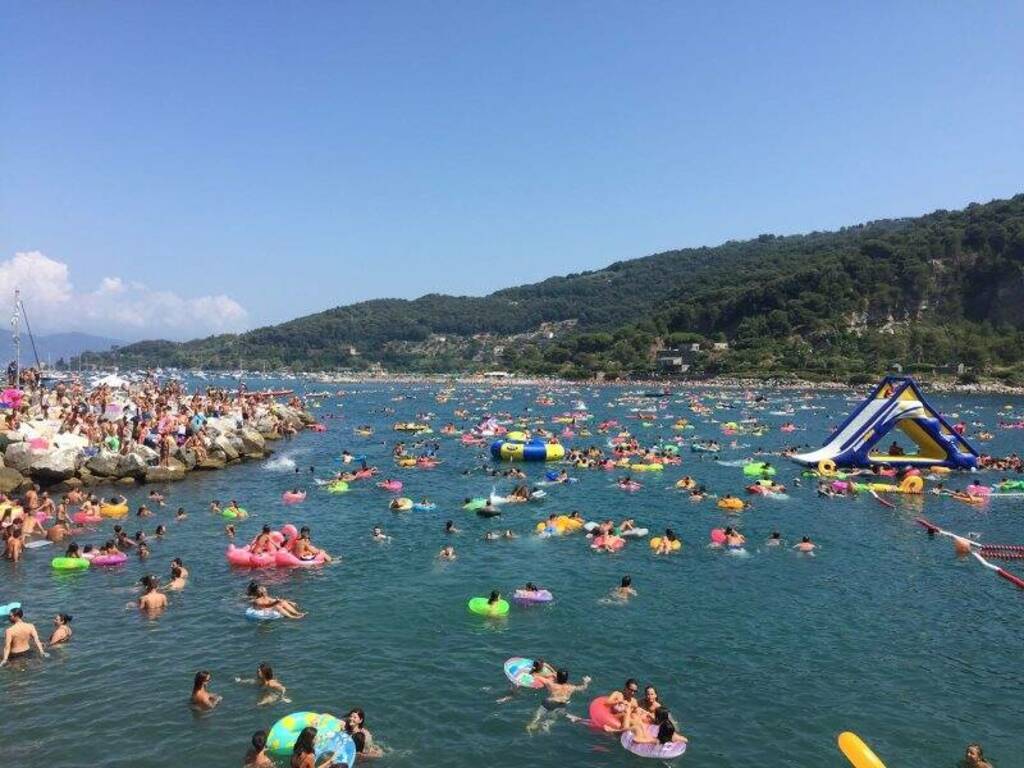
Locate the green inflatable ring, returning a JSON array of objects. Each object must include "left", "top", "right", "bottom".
[
  {"left": 51, "top": 557, "right": 90, "bottom": 571},
  {"left": 742, "top": 462, "right": 776, "bottom": 477},
  {"left": 463, "top": 498, "right": 487, "bottom": 511},
  {"left": 468, "top": 597, "right": 510, "bottom": 616}
]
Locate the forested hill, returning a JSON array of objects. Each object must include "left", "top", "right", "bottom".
[{"left": 83, "top": 194, "right": 1024, "bottom": 381}]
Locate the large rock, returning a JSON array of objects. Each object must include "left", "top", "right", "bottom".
[
  {"left": 5, "top": 442, "right": 38, "bottom": 473},
  {"left": 29, "top": 448, "right": 81, "bottom": 480},
  {"left": 0, "top": 431, "right": 23, "bottom": 453},
  {"left": 76, "top": 469, "right": 101, "bottom": 487},
  {"left": 238, "top": 427, "right": 265, "bottom": 457},
  {"left": 213, "top": 435, "right": 239, "bottom": 461},
  {"left": 144, "top": 459, "right": 186, "bottom": 483},
  {"left": 196, "top": 454, "right": 227, "bottom": 470},
  {"left": 131, "top": 444, "right": 160, "bottom": 464},
  {"left": 271, "top": 404, "right": 304, "bottom": 430},
  {"left": 86, "top": 449, "right": 122, "bottom": 477},
  {"left": 116, "top": 452, "right": 149, "bottom": 479},
  {"left": 0, "top": 467, "right": 27, "bottom": 493},
  {"left": 254, "top": 416, "right": 279, "bottom": 438},
  {"left": 175, "top": 447, "right": 197, "bottom": 471}
]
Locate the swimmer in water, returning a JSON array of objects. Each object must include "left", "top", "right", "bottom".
[
  {"left": 444, "top": 520, "right": 460, "bottom": 534},
  {"left": 165, "top": 564, "right": 188, "bottom": 591},
  {"left": 612, "top": 575, "right": 637, "bottom": 601},
  {"left": 483, "top": 531, "right": 500, "bottom": 541},
  {"left": 236, "top": 662, "right": 290, "bottom": 706},
  {"left": 503, "top": 528, "right": 517, "bottom": 539},
  {"left": 724, "top": 527, "right": 746, "bottom": 549},
  {"left": 138, "top": 575, "right": 168, "bottom": 614},
  {"left": 526, "top": 668, "right": 592, "bottom": 732},
  {"left": 49, "top": 613, "right": 73, "bottom": 646},
  {"left": 244, "top": 730, "right": 274, "bottom": 768},
  {"left": 624, "top": 707, "right": 687, "bottom": 747},
  {"left": 225, "top": 500, "right": 247, "bottom": 519},
  {"left": 654, "top": 529, "right": 679, "bottom": 555},
  {"left": 371, "top": 526, "right": 388, "bottom": 542},
  {"left": 344, "top": 708, "right": 383, "bottom": 759},
  {"left": 225, "top": 524, "right": 236, "bottom": 539},
  {"left": 438, "top": 544, "right": 456, "bottom": 560},
  {"left": 964, "top": 743, "right": 994, "bottom": 768},
  {"left": 766, "top": 531, "right": 783, "bottom": 547},
  {"left": 175, "top": 507, "right": 187, "bottom": 521},
  {"left": 1, "top": 607, "right": 50, "bottom": 666},
  {"left": 638, "top": 685, "right": 667, "bottom": 722},
  {"left": 148, "top": 490, "right": 165, "bottom": 506},
  {"left": 794, "top": 536, "right": 816, "bottom": 554},
  {"left": 172, "top": 557, "right": 190, "bottom": 579},
  {"left": 292, "top": 526, "right": 332, "bottom": 563},
  {"left": 602, "top": 678, "right": 641, "bottom": 731},
  {"left": 248, "top": 583, "right": 305, "bottom": 619},
  {"left": 190, "top": 670, "right": 222, "bottom": 711}
]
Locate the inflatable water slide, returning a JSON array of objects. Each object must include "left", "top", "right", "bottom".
[{"left": 792, "top": 376, "right": 978, "bottom": 470}]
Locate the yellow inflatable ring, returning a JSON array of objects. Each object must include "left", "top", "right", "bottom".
[
  {"left": 717, "top": 498, "right": 745, "bottom": 511},
  {"left": 99, "top": 503, "right": 129, "bottom": 518},
  {"left": 818, "top": 459, "right": 837, "bottom": 477},
  {"left": 899, "top": 475, "right": 924, "bottom": 493},
  {"left": 649, "top": 537, "right": 681, "bottom": 551}
]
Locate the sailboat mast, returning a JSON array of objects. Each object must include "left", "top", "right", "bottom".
[{"left": 10, "top": 288, "right": 20, "bottom": 387}]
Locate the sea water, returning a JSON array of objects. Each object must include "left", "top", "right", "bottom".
[{"left": 1, "top": 381, "right": 1021, "bottom": 767}]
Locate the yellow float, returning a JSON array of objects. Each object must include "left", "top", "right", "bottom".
[
  {"left": 649, "top": 537, "right": 681, "bottom": 551},
  {"left": 717, "top": 497, "right": 745, "bottom": 511},
  {"left": 838, "top": 731, "right": 886, "bottom": 768},
  {"left": 99, "top": 503, "right": 129, "bottom": 518},
  {"left": 818, "top": 458, "right": 837, "bottom": 476}
]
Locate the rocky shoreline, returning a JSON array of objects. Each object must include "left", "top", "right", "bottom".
[{"left": 0, "top": 402, "right": 313, "bottom": 495}]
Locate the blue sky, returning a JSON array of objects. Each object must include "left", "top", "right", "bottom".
[{"left": 1, "top": 1, "right": 1022, "bottom": 340}]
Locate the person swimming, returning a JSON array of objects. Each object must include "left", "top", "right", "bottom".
[
  {"left": 766, "top": 531, "right": 783, "bottom": 547},
  {"left": 624, "top": 706, "right": 687, "bottom": 747},
  {"left": 190, "top": 670, "right": 221, "bottom": 711},
  {"left": 244, "top": 730, "right": 274, "bottom": 768},
  {"left": 602, "top": 678, "right": 641, "bottom": 731},
  {"left": 438, "top": 544, "right": 456, "bottom": 560},
  {"left": 526, "top": 668, "right": 592, "bottom": 732},
  {"left": 1, "top": 607, "right": 50, "bottom": 666},
  {"left": 794, "top": 535, "right": 816, "bottom": 554},
  {"left": 236, "top": 662, "right": 290, "bottom": 706},
  {"left": 138, "top": 575, "right": 168, "bottom": 614},
  {"left": 247, "top": 582, "right": 305, "bottom": 619},
  {"left": 612, "top": 575, "right": 637, "bottom": 601}
]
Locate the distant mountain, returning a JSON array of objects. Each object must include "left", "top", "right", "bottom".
[
  {"left": 82, "top": 194, "right": 1024, "bottom": 381},
  {"left": 3, "top": 332, "right": 123, "bottom": 366}
]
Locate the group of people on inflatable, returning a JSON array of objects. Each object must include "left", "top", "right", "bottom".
[{"left": 228, "top": 524, "right": 332, "bottom": 568}]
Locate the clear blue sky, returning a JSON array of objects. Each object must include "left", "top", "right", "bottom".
[{"left": 1, "top": 1, "right": 1022, "bottom": 340}]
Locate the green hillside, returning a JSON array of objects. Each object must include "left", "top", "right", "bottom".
[{"left": 84, "top": 194, "right": 1024, "bottom": 381}]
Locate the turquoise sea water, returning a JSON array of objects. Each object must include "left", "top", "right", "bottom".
[{"left": 2, "top": 381, "right": 1022, "bottom": 768}]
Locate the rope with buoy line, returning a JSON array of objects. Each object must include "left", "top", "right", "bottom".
[{"left": 914, "top": 517, "right": 1024, "bottom": 591}]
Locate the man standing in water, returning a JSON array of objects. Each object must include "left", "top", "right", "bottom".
[{"left": 1, "top": 607, "right": 50, "bottom": 666}]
